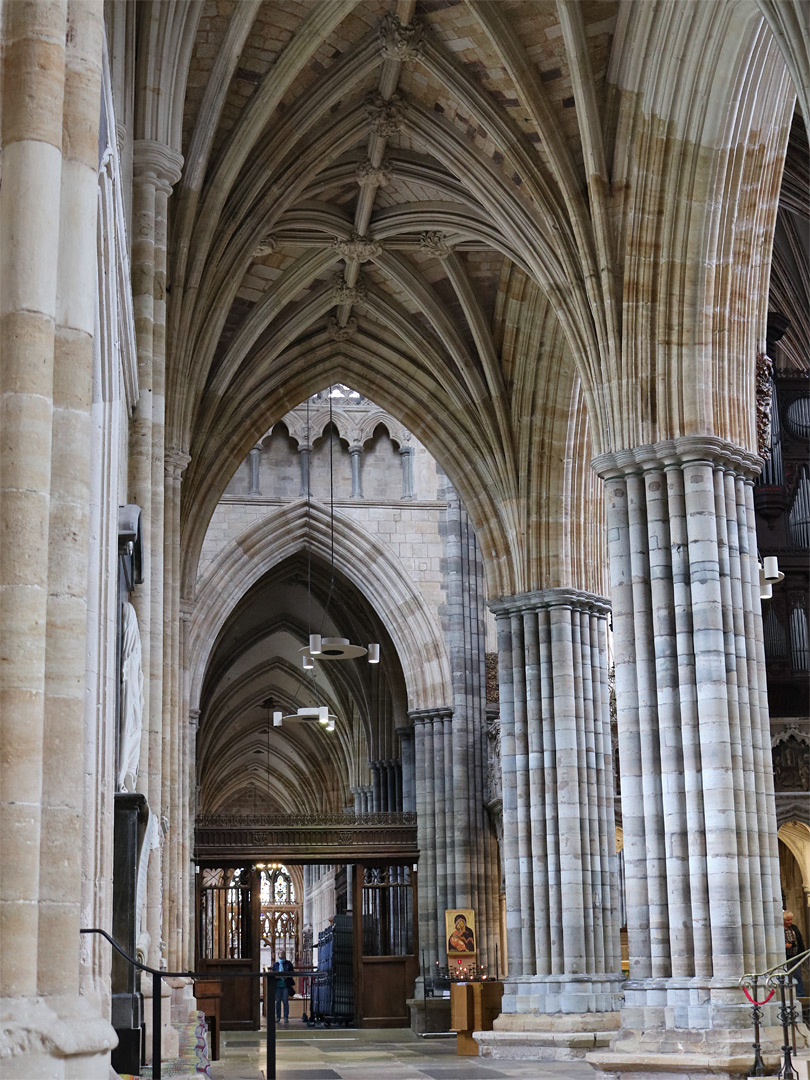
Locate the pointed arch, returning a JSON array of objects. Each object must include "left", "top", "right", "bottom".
[{"left": 187, "top": 500, "right": 453, "bottom": 716}]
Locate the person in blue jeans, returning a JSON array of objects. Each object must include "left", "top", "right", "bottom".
[{"left": 273, "top": 952, "right": 295, "bottom": 1023}]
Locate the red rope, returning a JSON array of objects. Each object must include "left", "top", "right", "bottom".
[{"left": 742, "top": 985, "right": 775, "bottom": 1005}]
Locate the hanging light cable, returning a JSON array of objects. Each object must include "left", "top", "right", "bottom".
[{"left": 298, "top": 385, "right": 380, "bottom": 665}]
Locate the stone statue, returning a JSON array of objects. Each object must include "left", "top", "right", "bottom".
[{"left": 118, "top": 601, "right": 144, "bottom": 791}]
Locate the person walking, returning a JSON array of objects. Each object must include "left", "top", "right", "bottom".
[{"left": 273, "top": 951, "right": 295, "bottom": 1024}]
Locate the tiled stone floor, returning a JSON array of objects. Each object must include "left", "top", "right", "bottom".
[{"left": 210, "top": 1026, "right": 597, "bottom": 1080}]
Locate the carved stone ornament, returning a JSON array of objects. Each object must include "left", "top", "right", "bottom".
[
  {"left": 420, "top": 230, "right": 453, "bottom": 260},
  {"left": 379, "top": 12, "right": 424, "bottom": 62},
  {"left": 254, "top": 234, "right": 277, "bottom": 258},
  {"left": 355, "top": 158, "right": 393, "bottom": 188},
  {"left": 364, "top": 92, "right": 403, "bottom": 138},
  {"left": 117, "top": 602, "right": 144, "bottom": 791},
  {"left": 332, "top": 275, "right": 367, "bottom": 306},
  {"left": 756, "top": 352, "right": 774, "bottom": 459},
  {"left": 329, "top": 316, "right": 358, "bottom": 341},
  {"left": 332, "top": 231, "right": 382, "bottom": 262}
]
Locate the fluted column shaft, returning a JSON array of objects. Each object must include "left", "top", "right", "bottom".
[
  {"left": 163, "top": 450, "right": 190, "bottom": 968},
  {"left": 490, "top": 588, "right": 622, "bottom": 1015},
  {"left": 130, "top": 138, "right": 182, "bottom": 969},
  {"left": 594, "top": 436, "right": 781, "bottom": 1034},
  {"left": 411, "top": 708, "right": 451, "bottom": 969}
]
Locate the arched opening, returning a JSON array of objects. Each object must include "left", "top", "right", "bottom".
[{"left": 193, "top": 385, "right": 495, "bottom": 1030}]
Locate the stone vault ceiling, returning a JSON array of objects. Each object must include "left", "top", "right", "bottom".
[{"left": 146, "top": 0, "right": 797, "bottom": 600}]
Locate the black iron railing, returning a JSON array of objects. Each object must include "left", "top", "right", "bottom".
[
  {"left": 81, "top": 928, "right": 316, "bottom": 1080},
  {"left": 740, "top": 948, "right": 809, "bottom": 1079}
]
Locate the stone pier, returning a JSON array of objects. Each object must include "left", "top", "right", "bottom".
[
  {"left": 480, "top": 589, "right": 622, "bottom": 1059},
  {"left": 588, "top": 437, "right": 783, "bottom": 1079}
]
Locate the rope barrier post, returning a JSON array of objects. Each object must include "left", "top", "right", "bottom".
[
  {"left": 266, "top": 971, "right": 276, "bottom": 1080},
  {"left": 748, "top": 976, "right": 767, "bottom": 1076},
  {"left": 777, "top": 973, "right": 799, "bottom": 1080},
  {"left": 153, "top": 970, "right": 162, "bottom": 1080}
]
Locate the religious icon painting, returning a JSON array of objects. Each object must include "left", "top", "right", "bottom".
[{"left": 445, "top": 908, "right": 476, "bottom": 956}]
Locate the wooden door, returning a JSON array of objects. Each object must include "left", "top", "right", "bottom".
[
  {"left": 354, "top": 863, "right": 417, "bottom": 1027},
  {"left": 197, "top": 866, "right": 260, "bottom": 1029}
]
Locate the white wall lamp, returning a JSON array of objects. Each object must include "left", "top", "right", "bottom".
[{"left": 759, "top": 554, "right": 785, "bottom": 600}]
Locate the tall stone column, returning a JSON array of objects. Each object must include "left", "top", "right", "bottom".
[
  {"left": 185, "top": 703, "right": 200, "bottom": 970},
  {"left": 369, "top": 761, "right": 382, "bottom": 811},
  {"left": 163, "top": 448, "right": 190, "bottom": 969},
  {"left": 442, "top": 486, "right": 499, "bottom": 969},
  {"left": 0, "top": 0, "right": 66, "bottom": 1009},
  {"left": 410, "top": 707, "right": 452, "bottom": 969},
  {"left": 396, "top": 726, "right": 415, "bottom": 812},
  {"left": 589, "top": 437, "right": 782, "bottom": 1070},
  {"left": 129, "top": 137, "right": 183, "bottom": 968},
  {"left": 481, "top": 589, "right": 622, "bottom": 1056},
  {"left": 0, "top": 1, "right": 116, "bottom": 1073}
]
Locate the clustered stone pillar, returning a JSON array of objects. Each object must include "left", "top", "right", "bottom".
[
  {"left": 443, "top": 489, "right": 500, "bottom": 970},
  {"left": 591, "top": 437, "right": 781, "bottom": 1059},
  {"left": 369, "top": 760, "right": 402, "bottom": 811},
  {"left": 163, "top": 449, "right": 191, "bottom": 969},
  {"left": 129, "top": 137, "right": 183, "bottom": 969},
  {"left": 396, "top": 726, "right": 416, "bottom": 812},
  {"left": 488, "top": 589, "right": 622, "bottom": 1028},
  {"left": 0, "top": 1, "right": 116, "bottom": 1073},
  {"left": 410, "top": 707, "right": 453, "bottom": 968}
]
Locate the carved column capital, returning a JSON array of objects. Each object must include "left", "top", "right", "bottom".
[
  {"left": 133, "top": 139, "right": 183, "bottom": 195},
  {"left": 591, "top": 435, "right": 763, "bottom": 481},
  {"left": 164, "top": 448, "right": 191, "bottom": 479}
]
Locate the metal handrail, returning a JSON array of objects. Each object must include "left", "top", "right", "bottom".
[
  {"left": 81, "top": 927, "right": 317, "bottom": 1080},
  {"left": 739, "top": 948, "right": 809, "bottom": 1079}
]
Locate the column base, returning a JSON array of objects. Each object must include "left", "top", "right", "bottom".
[
  {"left": 587, "top": 977, "right": 785, "bottom": 1080},
  {"left": 500, "top": 972, "right": 625, "bottom": 1016},
  {"left": 476, "top": 1015, "right": 619, "bottom": 1061},
  {"left": 0, "top": 994, "right": 117, "bottom": 1080}
]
